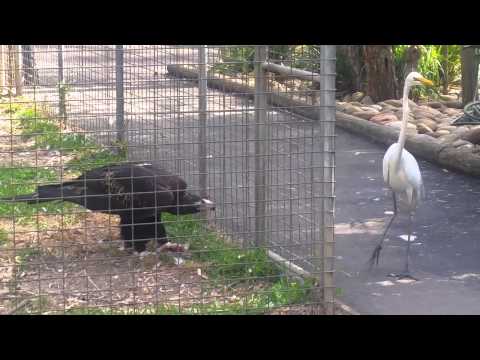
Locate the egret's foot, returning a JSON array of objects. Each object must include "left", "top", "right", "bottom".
[
  {"left": 368, "top": 245, "right": 383, "bottom": 270},
  {"left": 387, "top": 272, "right": 418, "bottom": 282}
]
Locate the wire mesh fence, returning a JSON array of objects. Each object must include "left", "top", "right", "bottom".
[{"left": 0, "top": 45, "right": 336, "bottom": 315}]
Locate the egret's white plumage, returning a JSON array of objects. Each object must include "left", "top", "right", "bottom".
[
  {"left": 383, "top": 143, "right": 424, "bottom": 211},
  {"left": 369, "top": 71, "right": 433, "bottom": 279}
]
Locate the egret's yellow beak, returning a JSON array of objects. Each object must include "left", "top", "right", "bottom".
[{"left": 418, "top": 77, "right": 434, "bottom": 86}]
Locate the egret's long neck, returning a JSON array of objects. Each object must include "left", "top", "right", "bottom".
[{"left": 393, "top": 82, "right": 411, "bottom": 169}]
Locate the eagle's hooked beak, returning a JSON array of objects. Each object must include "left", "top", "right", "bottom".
[
  {"left": 194, "top": 198, "right": 216, "bottom": 211},
  {"left": 201, "top": 198, "right": 215, "bottom": 210}
]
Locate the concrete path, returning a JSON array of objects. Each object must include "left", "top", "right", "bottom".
[{"left": 335, "top": 127, "right": 480, "bottom": 314}]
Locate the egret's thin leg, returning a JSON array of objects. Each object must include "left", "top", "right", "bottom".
[
  {"left": 368, "top": 192, "right": 397, "bottom": 269},
  {"left": 395, "top": 213, "right": 418, "bottom": 281},
  {"left": 405, "top": 213, "right": 413, "bottom": 273}
]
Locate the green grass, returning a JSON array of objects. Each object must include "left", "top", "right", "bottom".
[
  {"left": 163, "top": 213, "right": 281, "bottom": 282},
  {"left": 0, "top": 166, "right": 69, "bottom": 221},
  {"left": 0, "top": 103, "right": 125, "bottom": 223},
  {"left": 16, "top": 107, "right": 95, "bottom": 152},
  {"left": 66, "top": 147, "right": 126, "bottom": 174},
  {"left": 65, "top": 278, "right": 314, "bottom": 315},
  {"left": 0, "top": 228, "right": 8, "bottom": 246},
  {"left": 159, "top": 213, "right": 316, "bottom": 312}
]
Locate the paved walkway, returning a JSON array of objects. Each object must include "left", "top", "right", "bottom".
[{"left": 335, "top": 127, "right": 480, "bottom": 314}]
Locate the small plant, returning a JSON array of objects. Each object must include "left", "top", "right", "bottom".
[
  {"left": 14, "top": 246, "right": 42, "bottom": 272},
  {"left": 163, "top": 213, "right": 280, "bottom": 282},
  {"left": 66, "top": 147, "right": 126, "bottom": 174}
]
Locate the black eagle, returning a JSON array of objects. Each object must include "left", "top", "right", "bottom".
[{"left": 1, "top": 162, "right": 215, "bottom": 252}]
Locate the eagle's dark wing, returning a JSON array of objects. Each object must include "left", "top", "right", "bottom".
[
  {"left": 74, "top": 164, "right": 176, "bottom": 215},
  {"left": 133, "top": 162, "right": 188, "bottom": 204}
]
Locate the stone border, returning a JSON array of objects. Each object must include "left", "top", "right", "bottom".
[
  {"left": 336, "top": 112, "right": 480, "bottom": 177},
  {"left": 167, "top": 64, "right": 480, "bottom": 178}
]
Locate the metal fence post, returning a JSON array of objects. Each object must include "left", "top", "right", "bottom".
[
  {"left": 198, "top": 45, "right": 208, "bottom": 204},
  {"left": 0, "top": 46, "right": 5, "bottom": 91},
  {"left": 58, "top": 45, "right": 67, "bottom": 124},
  {"left": 254, "top": 45, "right": 268, "bottom": 248},
  {"left": 22, "top": 45, "right": 37, "bottom": 86},
  {"left": 115, "top": 45, "right": 126, "bottom": 155},
  {"left": 318, "top": 45, "right": 336, "bottom": 315},
  {"left": 14, "top": 45, "right": 22, "bottom": 96}
]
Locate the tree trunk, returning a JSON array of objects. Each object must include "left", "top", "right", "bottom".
[
  {"left": 461, "top": 45, "right": 479, "bottom": 106},
  {"left": 363, "top": 45, "right": 397, "bottom": 102},
  {"left": 21, "top": 45, "right": 38, "bottom": 85},
  {"left": 441, "top": 45, "right": 449, "bottom": 94},
  {"left": 405, "top": 45, "right": 421, "bottom": 74},
  {"left": 337, "top": 45, "right": 363, "bottom": 93}
]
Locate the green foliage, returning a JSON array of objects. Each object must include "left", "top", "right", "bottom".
[
  {"left": 65, "top": 278, "right": 314, "bottom": 315},
  {"left": 0, "top": 166, "right": 65, "bottom": 220},
  {"left": 0, "top": 228, "right": 8, "bottom": 246},
  {"left": 163, "top": 213, "right": 281, "bottom": 281},
  {"left": 393, "top": 45, "right": 462, "bottom": 98},
  {"left": 267, "top": 277, "right": 315, "bottom": 305},
  {"left": 213, "top": 45, "right": 322, "bottom": 75},
  {"left": 0, "top": 103, "right": 124, "bottom": 221},
  {"left": 66, "top": 147, "right": 126, "bottom": 174},
  {"left": 213, "top": 47, "right": 255, "bottom": 75},
  {"left": 17, "top": 107, "right": 94, "bottom": 152}
]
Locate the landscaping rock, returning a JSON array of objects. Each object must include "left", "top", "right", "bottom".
[
  {"left": 443, "top": 108, "right": 462, "bottom": 117},
  {"left": 437, "top": 125, "right": 457, "bottom": 132},
  {"left": 343, "top": 94, "right": 352, "bottom": 102},
  {"left": 413, "top": 108, "right": 437, "bottom": 120},
  {"left": 361, "top": 95, "right": 374, "bottom": 105},
  {"left": 351, "top": 91, "right": 365, "bottom": 102},
  {"left": 343, "top": 104, "right": 363, "bottom": 115},
  {"left": 416, "top": 105, "right": 443, "bottom": 117},
  {"left": 336, "top": 102, "right": 348, "bottom": 112},
  {"left": 369, "top": 104, "right": 382, "bottom": 111},
  {"left": 360, "top": 106, "right": 379, "bottom": 112},
  {"left": 380, "top": 105, "right": 397, "bottom": 113},
  {"left": 370, "top": 113, "right": 398, "bottom": 124},
  {"left": 386, "top": 121, "right": 417, "bottom": 135},
  {"left": 440, "top": 94, "right": 458, "bottom": 102},
  {"left": 408, "top": 99, "right": 418, "bottom": 109},
  {"left": 349, "top": 101, "right": 364, "bottom": 107},
  {"left": 417, "top": 123, "right": 435, "bottom": 134},
  {"left": 434, "top": 129, "right": 451, "bottom": 137},
  {"left": 394, "top": 109, "right": 415, "bottom": 122},
  {"left": 352, "top": 110, "right": 378, "bottom": 120},
  {"left": 436, "top": 117, "right": 453, "bottom": 124},
  {"left": 416, "top": 118, "right": 438, "bottom": 131},
  {"left": 425, "top": 101, "right": 443, "bottom": 109},
  {"left": 384, "top": 99, "right": 403, "bottom": 107}
]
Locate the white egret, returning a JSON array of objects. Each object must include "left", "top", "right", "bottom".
[{"left": 368, "top": 71, "right": 433, "bottom": 280}]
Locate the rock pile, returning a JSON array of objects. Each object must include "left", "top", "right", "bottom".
[{"left": 337, "top": 92, "right": 480, "bottom": 153}]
